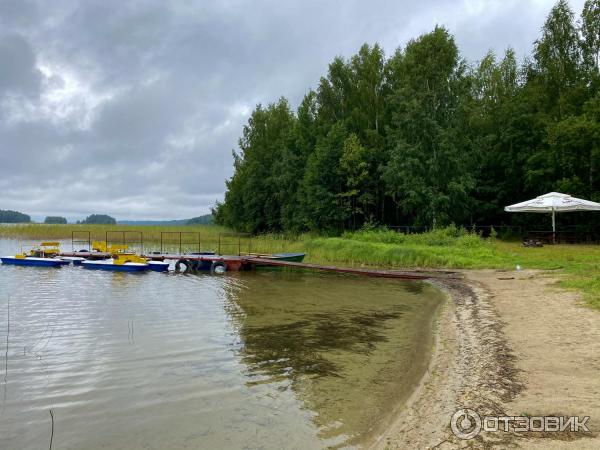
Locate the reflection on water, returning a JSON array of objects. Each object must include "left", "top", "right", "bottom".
[
  {"left": 0, "top": 239, "right": 443, "bottom": 449},
  {"left": 228, "top": 273, "right": 443, "bottom": 446}
]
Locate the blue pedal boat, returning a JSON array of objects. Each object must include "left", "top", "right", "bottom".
[
  {"left": 148, "top": 261, "right": 170, "bottom": 272},
  {"left": 1, "top": 242, "right": 71, "bottom": 268},
  {"left": 61, "top": 256, "right": 86, "bottom": 266},
  {"left": 1, "top": 256, "right": 70, "bottom": 267},
  {"left": 82, "top": 259, "right": 149, "bottom": 272}
]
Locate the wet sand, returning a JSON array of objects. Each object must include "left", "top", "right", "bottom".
[{"left": 371, "top": 269, "right": 600, "bottom": 449}]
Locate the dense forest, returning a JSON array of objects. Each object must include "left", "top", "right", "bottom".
[
  {"left": 0, "top": 210, "right": 31, "bottom": 223},
  {"left": 214, "top": 0, "right": 600, "bottom": 234}
]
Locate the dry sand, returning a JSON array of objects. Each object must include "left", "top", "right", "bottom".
[{"left": 370, "top": 269, "right": 600, "bottom": 449}]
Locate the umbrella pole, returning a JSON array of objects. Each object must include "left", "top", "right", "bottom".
[{"left": 552, "top": 208, "right": 556, "bottom": 244}]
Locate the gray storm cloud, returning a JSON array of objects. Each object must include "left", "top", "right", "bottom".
[{"left": 0, "top": 0, "right": 584, "bottom": 221}]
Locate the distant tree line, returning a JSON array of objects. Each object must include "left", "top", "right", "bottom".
[
  {"left": 77, "top": 214, "right": 117, "bottom": 225},
  {"left": 0, "top": 209, "right": 31, "bottom": 223},
  {"left": 186, "top": 214, "right": 214, "bottom": 225},
  {"left": 1, "top": 211, "right": 120, "bottom": 225},
  {"left": 44, "top": 216, "right": 67, "bottom": 224},
  {"left": 214, "top": 0, "right": 600, "bottom": 233}
]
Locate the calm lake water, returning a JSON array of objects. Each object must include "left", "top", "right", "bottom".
[{"left": 0, "top": 239, "right": 444, "bottom": 449}]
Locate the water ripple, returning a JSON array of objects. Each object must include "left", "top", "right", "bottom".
[{"left": 0, "top": 240, "right": 443, "bottom": 449}]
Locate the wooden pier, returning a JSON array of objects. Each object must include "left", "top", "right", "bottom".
[
  {"left": 248, "top": 258, "right": 457, "bottom": 280},
  {"left": 59, "top": 251, "right": 458, "bottom": 280}
]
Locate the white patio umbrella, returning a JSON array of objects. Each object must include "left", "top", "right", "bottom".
[{"left": 505, "top": 192, "right": 600, "bottom": 241}]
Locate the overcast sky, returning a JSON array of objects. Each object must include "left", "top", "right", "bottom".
[{"left": 0, "top": 0, "right": 585, "bottom": 221}]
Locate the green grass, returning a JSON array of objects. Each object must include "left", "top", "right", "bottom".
[
  {"left": 2, "top": 224, "right": 599, "bottom": 309},
  {"left": 307, "top": 228, "right": 600, "bottom": 309}
]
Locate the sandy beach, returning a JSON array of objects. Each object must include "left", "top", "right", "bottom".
[{"left": 371, "top": 269, "right": 600, "bottom": 449}]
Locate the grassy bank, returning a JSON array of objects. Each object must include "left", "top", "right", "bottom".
[
  {"left": 2, "top": 224, "right": 599, "bottom": 308},
  {"left": 306, "top": 228, "right": 600, "bottom": 309}
]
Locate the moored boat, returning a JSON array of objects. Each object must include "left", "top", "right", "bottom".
[
  {"left": 1, "top": 242, "right": 70, "bottom": 267},
  {"left": 248, "top": 252, "right": 306, "bottom": 270},
  {"left": 0, "top": 255, "right": 69, "bottom": 267},
  {"left": 267, "top": 253, "right": 305, "bottom": 262},
  {"left": 148, "top": 261, "right": 170, "bottom": 272},
  {"left": 82, "top": 253, "right": 150, "bottom": 272},
  {"left": 61, "top": 256, "right": 86, "bottom": 265},
  {"left": 251, "top": 253, "right": 306, "bottom": 263},
  {"left": 82, "top": 259, "right": 149, "bottom": 272}
]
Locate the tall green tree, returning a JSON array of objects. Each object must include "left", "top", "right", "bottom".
[
  {"left": 218, "top": 98, "right": 295, "bottom": 232},
  {"left": 582, "top": 0, "right": 600, "bottom": 74},
  {"left": 524, "top": 0, "right": 590, "bottom": 199},
  {"left": 547, "top": 92, "right": 600, "bottom": 198},
  {"left": 278, "top": 92, "right": 318, "bottom": 231},
  {"left": 301, "top": 123, "right": 348, "bottom": 230},
  {"left": 339, "top": 134, "right": 372, "bottom": 228},
  {"left": 467, "top": 49, "right": 537, "bottom": 224},
  {"left": 383, "top": 27, "right": 473, "bottom": 227},
  {"left": 533, "top": 0, "right": 583, "bottom": 118}
]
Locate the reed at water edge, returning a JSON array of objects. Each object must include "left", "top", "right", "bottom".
[{"left": 0, "top": 223, "right": 302, "bottom": 256}]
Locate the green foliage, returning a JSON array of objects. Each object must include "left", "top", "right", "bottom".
[
  {"left": 216, "top": 98, "right": 296, "bottom": 233},
  {"left": 383, "top": 27, "right": 473, "bottom": 227},
  {"left": 581, "top": 0, "right": 600, "bottom": 73},
  {"left": 78, "top": 214, "right": 116, "bottom": 225},
  {"left": 302, "top": 123, "right": 348, "bottom": 230},
  {"left": 216, "top": 1, "right": 600, "bottom": 235},
  {"left": 0, "top": 209, "right": 31, "bottom": 223},
  {"left": 343, "top": 225, "right": 482, "bottom": 247},
  {"left": 339, "top": 133, "right": 372, "bottom": 225},
  {"left": 533, "top": 0, "right": 582, "bottom": 115},
  {"left": 44, "top": 216, "right": 67, "bottom": 224}
]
